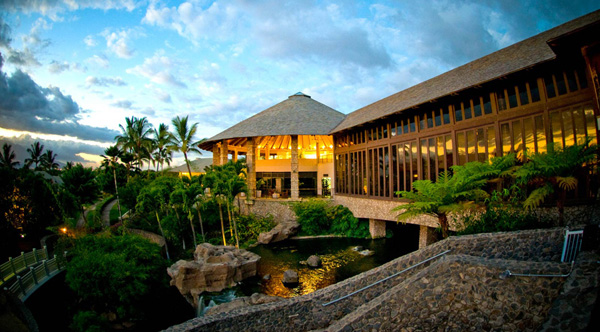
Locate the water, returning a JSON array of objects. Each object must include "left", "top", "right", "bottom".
[{"left": 199, "top": 223, "right": 420, "bottom": 307}]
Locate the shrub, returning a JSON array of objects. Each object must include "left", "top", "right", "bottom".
[
  {"left": 235, "top": 213, "right": 276, "bottom": 246},
  {"left": 292, "top": 199, "right": 331, "bottom": 235},
  {"left": 328, "top": 205, "right": 370, "bottom": 238}
]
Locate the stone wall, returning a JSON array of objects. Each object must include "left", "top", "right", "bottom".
[
  {"left": 166, "top": 228, "right": 570, "bottom": 331},
  {"left": 238, "top": 198, "right": 298, "bottom": 224},
  {"left": 327, "top": 255, "right": 569, "bottom": 332}
]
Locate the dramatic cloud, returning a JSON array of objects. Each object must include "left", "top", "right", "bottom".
[
  {"left": 127, "top": 51, "right": 187, "bottom": 88},
  {"left": 85, "top": 76, "right": 126, "bottom": 87},
  {"left": 0, "top": 17, "right": 12, "bottom": 47},
  {"left": 0, "top": 54, "right": 118, "bottom": 142}
]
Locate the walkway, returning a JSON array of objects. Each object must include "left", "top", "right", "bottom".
[{"left": 102, "top": 198, "right": 118, "bottom": 227}]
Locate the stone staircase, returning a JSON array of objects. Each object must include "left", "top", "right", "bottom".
[{"left": 166, "top": 228, "right": 599, "bottom": 332}]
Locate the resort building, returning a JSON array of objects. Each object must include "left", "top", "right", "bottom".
[
  {"left": 199, "top": 92, "right": 345, "bottom": 200},
  {"left": 200, "top": 10, "right": 600, "bottom": 246},
  {"left": 331, "top": 10, "right": 600, "bottom": 244}
]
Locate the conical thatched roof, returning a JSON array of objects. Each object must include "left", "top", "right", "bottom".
[
  {"left": 332, "top": 9, "right": 600, "bottom": 133},
  {"left": 200, "top": 93, "right": 344, "bottom": 149}
]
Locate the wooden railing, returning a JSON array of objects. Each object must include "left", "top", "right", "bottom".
[{"left": 1, "top": 247, "right": 49, "bottom": 286}]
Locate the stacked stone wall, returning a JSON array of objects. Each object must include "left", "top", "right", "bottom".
[
  {"left": 166, "top": 228, "right": 567, "bottom": 331},
  {"left": 327, "top": 255, "right": 569, "bottom": 332}
]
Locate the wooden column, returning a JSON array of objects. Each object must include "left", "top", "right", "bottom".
[
  {"left": 232, "top": 149, "right": 238, "bottom": 162},
  {"left": 291, "top": 135, "right": 299, "bottom": 200},
  {"left": 246, "top": 138, "right": 256, "bottom": 199},
  {"left": 220, "top": 140, "right": 229, "bottom": 165},
  {"left": 213, "top": 143, "right": 221, "bottom": 166}
]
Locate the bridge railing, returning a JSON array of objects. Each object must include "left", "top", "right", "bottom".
[
  {"left": 4, "top": 253, "right": 66, "bottom": 301},
  {"left": 0, "top": 247, "right": 49, "bottom": 285}
]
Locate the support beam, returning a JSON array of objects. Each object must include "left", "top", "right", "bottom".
[
  {"left": 419, "top": 225, "right": 439, "bottom": 249},
  {"left": 213, "top": 143, "right": 221, "bottom": 166},
  {"left": 246, "top": 138, "right": 256, "bottom": 199},
  {"left": 232, "top": 149, "right": 238, "bottom": 162},
  {"left": 291, "top": 135, "right": 299, "bottom": 200},
  {"left": 220, "top": 140, "right": 229, "bottom": 165},
  {"left": 369, "top": 219, "right": 386, "bottom": 239}
]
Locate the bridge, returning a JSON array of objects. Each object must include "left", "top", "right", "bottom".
[{"left": 1, "top": 247, "right": 66, "bottom": 301}]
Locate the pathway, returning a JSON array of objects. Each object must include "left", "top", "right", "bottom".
[{"left": 102, "top": 198, "right": 118, "bottom": 227}]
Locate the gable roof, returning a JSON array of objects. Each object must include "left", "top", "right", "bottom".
[
  {"left": 203, "top": 93, "right": 345, "bottom": 144},
  {"left": 332, "top": 10, "right": 600, "bottom": 133}
]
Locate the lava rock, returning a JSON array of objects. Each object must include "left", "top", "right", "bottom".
[
  {"left": 307, "top": 255, "right": 322, "bottom": 267},
  {"left": 282, "top": 270, "right": 299, "bottom": 286}
]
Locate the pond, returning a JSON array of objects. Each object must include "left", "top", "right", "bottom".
[{"left": 200, "top": 223, "right": 420, "bottom": 309}]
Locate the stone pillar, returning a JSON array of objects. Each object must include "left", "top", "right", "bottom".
[
  {"left": 275, "top": 178, "right": 282, "bottom": 193},
  {"left": 419, "top": 225, "right": 439, "bottom": 249},
  {"left": 220, "top": 140, "right": 228, "bottom": 165},
  {"left": 369, "top": 219, "right": 386, "bottom": 239},
  {"left": 291, "top": 135, "right": 299, "bottom": 200},
  {"left": 246, "top": 138, "right": 256, "bottom": 199},
  {"left": 213, "top": 143, "right": 221, "bottom": 166}
]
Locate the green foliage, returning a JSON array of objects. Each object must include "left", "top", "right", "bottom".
[
  {"left": 394, "top": 154, "right": 517, "bottom": 238},
  {"left": 292, "top": 200, "right": 367, "bottom": 238},
  {"left": 292, "top": 199, "right": 331, "bottom": 235},
  {"left": 118, "top": 176, "right": 149, "bottom": 212},
  {"left": 70, "top": 311, "right": 108, "bottom": 332},
  {"left": 65, "top": 234, "right": 167, "bottom": 326},
  {"left": 235, "top": 213, "right": 276, "bottom": 246},
  {"left": 61, "top": 164, "right": 100, "bottom": 218},
  {"left": 328, "top": 205, "right": 370, "bottom": 238}
]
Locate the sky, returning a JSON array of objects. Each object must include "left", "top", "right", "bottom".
[{"left": 1, "top": 0, "right": 599, "bottom": 168}]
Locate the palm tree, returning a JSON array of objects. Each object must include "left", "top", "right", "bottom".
[
  {"left": 152, "top": 123, "right": 172, "bottom": 172},
  {"left": 168, "top": 115, "right": 205, "bottom": 178},
  {"left": 514, "top": 138, "right": 597, "bottom": 225},
  {"left": 0, "top": 143, "right": 20, "bottom": 169},
  {"left": 115, "top": 116, "right": 153, "bottom": 172},
  {"left": 101, "top": 145, "right": 123, "bottom": 222},
  {"left": 25, "top": 142, "right": 44, "bottom": 169},
  {"left": 40, "top": 150, "right": 59, "bottom": 171}
]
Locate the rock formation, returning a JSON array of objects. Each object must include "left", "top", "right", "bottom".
[
  {"left": 205, "top": 293, "right": 283, "bottom": 316},
  {"left": 282, "top": 270, "right": 299, "bottom": 285},
  {"left": 167, "top": 243, "right": 261, "bottom": 307},
  {"left": 257, "top": 221, "right": 299, "bottom": 244},
  {"left": 307, "top": 255, "right": 322, "bottom": 267}
]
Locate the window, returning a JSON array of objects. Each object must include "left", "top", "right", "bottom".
[
  {"left": 456, "top": 126, "right": 497, "bottom": 164},
  {"left": 419, "top": 134, "right": 453, "bottom": 180},
  {"left": 544, "top": 67, "right": 588, "bottom": 99},
  {"left": 368, "top": 146, "right": 389, "bottom": 197},
  {"left": 498, "top": 80, "right": 541, "bottom": 111},
  {"left": 550, "top": 105, "right": 597, "bottom": 149},
  {"left": 392, "top": 141, "right": 418, "bottom": 194},
  {"left": 500, "top": 114, "right": 546, "bottom": 158}
]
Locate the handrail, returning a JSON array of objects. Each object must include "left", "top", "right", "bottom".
[
  {"left": 0, "top": 246, "right": 49, "bottom": 285},
  {"left": 321, "top": 250, "right": 451, "bottom": 307},
  {"left": 3, "top": 253, "right": 66, "bottom": 301}
]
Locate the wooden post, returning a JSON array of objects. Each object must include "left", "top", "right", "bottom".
[
  {"left": 33, "top": 248, "right": 39, "bottom": 263},
  {"left": 291, "top": 135, "right": 299, "bottom": 200},
  {"left": 43, "top": 260, "right": 49, "bottom": 276},
  {"left": 17, "top": 276, "right": 25, "bottom": 296},
  {"left": 9, "top": 257, "right": 16, "bottom": 275},
  {"left": 43, "top": 245, "right": 48, "bottom": 260},
  {"left": 21, "top": 252, "right": 27, "bottom": 268},
  {"left": 30, "top": 267, "right": 38, "bottom": 285},
  {"left": 246, "top": 138, "right": 257, "bottom": 199}
]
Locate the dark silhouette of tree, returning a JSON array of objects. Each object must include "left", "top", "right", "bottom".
[
  {"left": 25, "top": 141, "right": 44, "bottom": 169},
  {"left": 0, "top": 143, "right": 19, "bottom": 169}
]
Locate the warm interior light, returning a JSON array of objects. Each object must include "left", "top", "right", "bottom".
[{"left": 61, "top": 227, "right": 67, "bottom": 234}]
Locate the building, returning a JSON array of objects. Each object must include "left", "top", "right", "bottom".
[
  {"left": 330, "top": 10, "right": 600, "bottom": 244},
  {"left": 199, "top": 92, "right": 345, "bottom": 200},
  {"left": 167, "top": 158, "right": 213, "bottom": 178}
]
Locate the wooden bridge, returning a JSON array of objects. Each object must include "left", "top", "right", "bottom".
[{"left": 1, "top": 247, "right": 66, "bottom": 301}]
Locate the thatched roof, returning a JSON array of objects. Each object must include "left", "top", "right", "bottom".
[
  {"left": 332, "top": 10, "right": 600, "bottom": 133},
  {"left": 167, "top": 158, "right": 213, "bottom": 173},
  {"left": 200, "top": 93, "right": 345, "bottom": 149}
]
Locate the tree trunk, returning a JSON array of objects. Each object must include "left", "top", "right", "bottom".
[
  {"left": 113, "top": 168, "right": 123, "bottom": 223},
  {"left": 226, "top": 199, "right": 239, "bottom": 248},
  {"left": 155, "top": 211, "right": 171, "bottom": 260},
  {"left": 218, "top": 202, "right": 227, "bottom": 246},
  {"left": 438, "top": 214, "right": 449, "bottom": 239},
  {"left": 184, "top": 152, "right": 193, "bottom": 179},
  {"left": 196, "top": 208, "right": 206, "bottom": 243},
  {"left": 188, "top": 213, "right": 197, "bottom": 248}
]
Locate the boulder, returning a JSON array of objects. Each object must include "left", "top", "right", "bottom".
[
  {"left": 358, "top": 249, "right": 375, "bottom": 256},
  {"left": 205, "top": 293, "right": 283, "bottom": 316},
  {"left": 306, "top": 255, "right": 322, "bottom": 268},
  {"left": 167, "top": 243, "right": 261, "bottom": 308},
  {"left": 282, "top": 270, "right": 299, "bottom": 285},
  {"left": 258, "top": 221, "right": 299, "bottom": 244}
]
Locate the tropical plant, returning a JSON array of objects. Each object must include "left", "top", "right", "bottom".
[
  {"left": 168, "top": 115, "right": 204, "bottom": 178},
  {"left": 40, "top": 149, "right": 59, "bottom": 171},
  {"left": 514, "top": 138, "right": 598, "bottom": 224},
  {"left": 0, "top": 143, "right": 19, "bottom": 169},
  {"left": 152, "top": 123, "right": 173, "bottom": 172},
  {"left": 101, "top": 145, "right": 123, "bottom": 222},
  {"left": 115, "top": 116, "right": 153, "bottom": 172},
  {"left": 61, "top": 164, "right": 100, "bottom": 225},
  {"left": 393, "top": 154, "right": 518, "bottom": 238},
  {"left": 292, "top": 199, "right": 332, "bottom": 235},
  {"left": 24, "top": 141, "right": 44, "bottom": 169}
]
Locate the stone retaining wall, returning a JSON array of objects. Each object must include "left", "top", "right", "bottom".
[
  {"left": 238, "top": 198, "right": 298, "bottom": 224},
  {"left": 166, "top": 228, "right": 567, "bottom": 331},
  {"left": 327, "top": 255, "right": 570, "bottom": 332}
]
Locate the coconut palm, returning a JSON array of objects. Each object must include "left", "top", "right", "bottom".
[
  {"left": 115, "top": 116, "right": 153, "bottom": 172},
  {"left": 168, "top": 115, "right": 205, "bottom": 178},
  {"left": 25, "top": 142, "right": 44, "bottom": 169},
  {"left": 40, "top": 150, "right": 59, "bottom": 171},
  {"left": 101, "top": 145, "right": 123, "bottom": 222},
  {"left": 152, "top": 123, "right": 172, "bottom": 172},
  {"left": 0, "top": 143, "right": 20, "bottom": 169}
]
